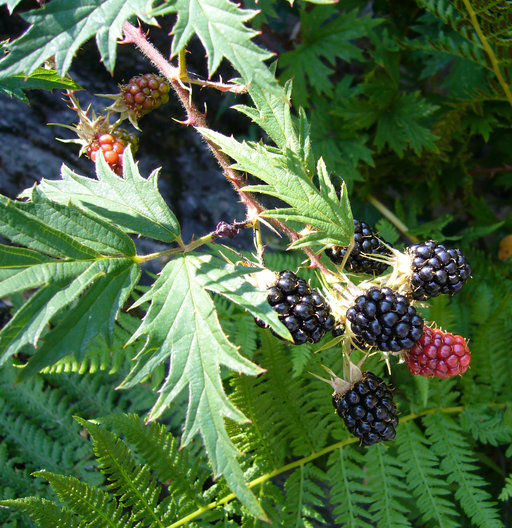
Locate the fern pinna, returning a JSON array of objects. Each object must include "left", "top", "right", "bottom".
[{"left": 1, "top": 0, "right": 512, "bottom": 527}]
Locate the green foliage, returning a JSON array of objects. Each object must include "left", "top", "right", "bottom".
[
  {"left": 0, "top": 68, "right": 82, "bottom": 103},
  {"left": 32, "top": 152, "right": 181, "bottom": 243},
  {"left": 152, "top": 0, "right": 281, "bottom": 97},
  {"left": 0, "top": 0, "right": 157, "bottom": 77}
]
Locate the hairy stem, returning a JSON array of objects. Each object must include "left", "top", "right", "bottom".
[{"left": 121, "top": 21, "right": 331, "bottom": 275}]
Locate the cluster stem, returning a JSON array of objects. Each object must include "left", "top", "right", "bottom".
[{"left": 121, "top": 21, "right": 331, "bottom": 275}]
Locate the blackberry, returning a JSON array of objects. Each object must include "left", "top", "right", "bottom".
[
  {"left": 346, "top": 287, "right": 423, "bottom": 351},
  {"left": 332, "top": 372, "right": 398, "bottom": 446},
  {"left": 260, "top": 270, "right": 335, "bottom": 345},
  {"left": 325, "top": 219, "right": 391, "bottom": 275},
  {"left": 409, "top": 241, "right": 471, "bottom": 301}
]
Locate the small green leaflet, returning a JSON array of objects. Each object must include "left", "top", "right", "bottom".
[
  {"left": 121, "top": 253, "right": 286, "bottom": 519},
  {"left": 0, "top": 68, "right": 82, "bottom": 104},
  {"left": 200, "top": 128, "right": 354, "bottom": 249},
  {"left": 0, "top": 0, "right": 157, "bottom": 79},
  {"left": 152, "top": 0, "right": 283, "bottom": 98},
  {"left": 0, "top": 0, "right": 23, "bottom": 13},
  {"left": 30, "top": 149, "right": 180, "bottom": 243},
  {"left": 0, "top": 188, "right": 140, "bottom": 378}
]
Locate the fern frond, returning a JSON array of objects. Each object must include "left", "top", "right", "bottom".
[
  {"left": 327, "top": 448, "right": 373, "bottom": 528},
  {"left": 35, "top": 470, "right": 129, "bottom": 528},
  {"left": 424, "top": 412, "right": 504, "bottom": 528},
  {"left": 0, "top": 497, "right": 79, "bottom": 528},
  {"left": 461, "top": 406, "right": 512, "bottom": 445},
  {"left": 97, "top": 413, "right": 208, "bottom": 513},
  {"left": 256, "top": 332, "right": 331, "bottom": 456},
  {"left": 0, "top": 443, "right": 39, "bottom": 496},
  {"left": 76, "top": 418, "right": 168, "bottom": 528},
  {"left": 499, "top": 475, "right": 512, "bottom": 501},
  {"left": 0, "top": 397, "right": 78, "bottom": 473},
  {"left": 397, "top": 421, "right": 459, "bottom": 527},
  {"left": 364, "top": 444, "right": 412, "bottom": 528},
  {"left": 0, "top": 365, "right": 79, "bottom": 445},
  {"left": 282, "top": 465, "right": 329, "bottom": 527},
  {"left": 227, "top": 365, "right": 289, "bottom": 471}
]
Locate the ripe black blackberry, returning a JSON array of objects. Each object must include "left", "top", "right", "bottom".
[
  {"left": 346, "top": 287, "right": 423, "bottom": 351},
  {"left": 325, "top": 219, "right": 391, "bottom": 275},
  {"left": 408, "top": 241, "right": 471, "bottom": 301},
  {"left": 332, "top": 372, "right": 398, "bottom": 446},
  {"left": 259, "top": 270, "right": 335, "bottom": 345}
]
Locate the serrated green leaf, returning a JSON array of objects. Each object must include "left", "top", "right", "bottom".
[
  {"left": 33, "top": 149, "right": 180, "bottom": 243},
  {"left": 120, "top": 254, "right": 265, "bottom": 518},
  {"left": 153, "top": 0, "right": 282, "bottom": 98},
  {"left": 0, "top": 244, "right": 51, "bottom": 270},
  {"left": 0, "top": 191, "right": 140, "bottom": 374},
  {"left": 0, "top": 258, "right": 139, "bottom": 372},
  {"left": 200, "top": 128, "right": 354, "bottom": 249},
  {"left": 0, "top": 0, "right": 157, "bottom": 78},
  {"left": 189, "top": 253, "right": 291, "bottom": 340},
  {"left": 0, "top": 68, "right": 82, "bottom": 104},
  {"left": 18, "top": 259, "right": 140, "bottom": 380},
  {"left": 234, "top": 78, "right": 297, "bottom": 152},
  {"left": 1, "top": 188, "right": 136, "bottom": 258}
]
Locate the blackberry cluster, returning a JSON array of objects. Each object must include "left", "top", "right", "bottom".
[
  {"left": 346, "top": 287, "right": 423, "bottom": 351},
  {"left": 121, "top": 73, "right": 170, "bottom": 118},
  {"left": 409, "top": 241, "right": 471, "bottom": 301},
  {"left": 325, "top": 219, "right": 391, "bottom": 275},
  {"left": 333, "top": 372, "right": 398, "bottom": 445},
  {"left": 259, "top": 270, "right": 335, "bottom": 345}
]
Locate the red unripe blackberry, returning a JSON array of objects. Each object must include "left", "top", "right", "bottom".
[
  {"left": 121, "top": 73, "right": 170, "bottom": 119},
  {"left": 325, "top": 219, "right": 391, "bottom": 275},
  {"left": 87, "top": 133, "right": 127, "bottom": 175},
  {"left": 405, "top": 326, "right": 471, "bottom": 378},
  {"left": 332, "top": 372, "right": 398, "bottom": 446},
  {"left": 258, "top": 270, "right": 335, "bottom": 345},
  {"left": 346, "top": 287, "right": 423, "bottom": 351},
  {"left": 409, "top": 241, "right": 471, "bottom": 300}
]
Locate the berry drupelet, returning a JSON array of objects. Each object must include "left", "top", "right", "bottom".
[
  {"left": 325, "top": 219, "right": 391, "bottom": 275},
  {"left": 121, "top": 73, "right": 170, "bottom": 121},
  {"left": 86, "top": 128, "right": 138, "bottom": 175},
  {"left": 332, "top": 372, "right": 398, "bottom": 446},
  {"left": 405, "top": 326, "right": 471, "bottom": 378},
  {"left": 346, "top": 287, "right": 423, "bottom": 351},
  {"left": 408, "top": 241, "right": 471, "bottom": 301},
  {"left": 258, "top": 270, "right": 335, "bottom": 345}
]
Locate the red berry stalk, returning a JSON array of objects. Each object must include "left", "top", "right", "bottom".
[{"left": 405, "top": 326, "right": 471, "bottom": 378}]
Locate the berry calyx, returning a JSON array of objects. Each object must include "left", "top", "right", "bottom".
[
  {"left": 105, "top": 73, "right": 171, "bottom": 127},
  {"left": 332, "top": 371, "right": 398, "bottom": 446},
  {"left": 405, "top": 326, "right": 471, "bottom": 378},
  {"left": 408, "top": 241, "right": 471, "bottom": 300},
  {"left": 346, "top": 287, "right": 423, "bottom": 351},
  {"left": 257, "top": 270, "right": 335, "bottom": 345},
  {"left": 325, "top": 219, "right": 391, "bottom": 275}
]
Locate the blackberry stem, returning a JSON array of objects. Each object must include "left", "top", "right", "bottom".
[
  {"left": 121, "top": 21, "right": 332, "bottom": 276},
  {"left": 367, "top": 195, "right": 419, "bottom": 243},
  {"left": 133, "top": 233, "right": 213, "bottom": 263}
]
